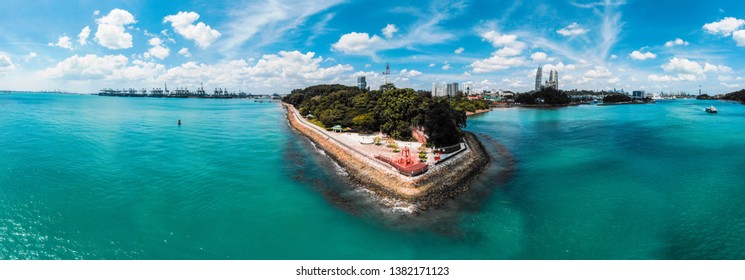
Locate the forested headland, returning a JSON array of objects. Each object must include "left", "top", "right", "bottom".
[{"left": 281, "top": 84, "right": 489, "bottom": 147}]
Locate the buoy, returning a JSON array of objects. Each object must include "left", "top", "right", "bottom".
[{"left": 178, "top": 120, "right": 181, "bottom": 125}]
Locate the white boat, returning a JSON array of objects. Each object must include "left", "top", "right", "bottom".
[{"left": 705, "top": 106, "right": 718, "bottom": 113}]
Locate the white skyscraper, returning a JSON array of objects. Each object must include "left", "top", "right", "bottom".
[
  {"left": 548, "top": 69, "right": 559, "bottom": 90},
  {"left": 463, "top": 82, "right": 474, "bottom": 96},
  {"left": 535, "top": 66, "right": 543, "bottom": 91}
]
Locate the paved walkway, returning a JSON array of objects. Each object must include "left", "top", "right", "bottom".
[{"left": 287, "top": 104, "right": 472, "bottom": 179}]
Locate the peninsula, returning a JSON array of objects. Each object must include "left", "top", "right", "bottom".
[{"left": 282, "top": 84, "right": 491, "bottom": 207}]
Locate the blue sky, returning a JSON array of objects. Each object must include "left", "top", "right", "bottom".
[{"left": 0, "top": 0, "right": 744, "bottom": 94}]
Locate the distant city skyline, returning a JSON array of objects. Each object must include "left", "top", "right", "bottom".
[{"left": 0, "top": 1, "right": 744, "bottom": 94}]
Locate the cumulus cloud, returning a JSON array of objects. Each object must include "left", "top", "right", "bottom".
[
  {"left": 331, "top": 32, "right": 383, "bottom": 54},
  {"left": 664, "top": 38, "right": 689, "bottom": 47},
  {"left": 721, "top": 82, "right": 741, "bottom": 88},
  {"left": 454, "top": 47, "right": 464, "bottom": 54},
  {"left": 428, "top": 63, "right": 435, "bottom": 67},
  {"left": 51, "top": 36, "right": 73, "bottom": 49},
  {"left": 704, "top": 63, "right": 732, "bottom": 73},
  {"left": 655, "top": 57, "right": 731, "bottom": 82},
  {"left": 95, "top": 9, "right": 137, "bottom": 50},
  {"left": 703, "top": 17, "right": 745, "bottom": 36},
  {"left": 530, "top": 52, "right": 550, "bottom": 62},
  {"left": 629, "top": 50, "right": 657, "bottom": 60},
  {"left": 480, "top": 31, "right": 525, "bottom": 51},
  {"left": 471, "top": 55, "right": 525, "bottom": 73},
  {"left": 178, "top": 48, "right": 191, "bottom": 57},
  {"left": 648, "top": 74, "right": 673, "bottom": 82},
  {"left": 144, "top": 37, "right": 170, "bottom": 60},
  {"left": 733, "top": 30, "right": 745, "bottom": 46},
  {"left": 78, "top": 26, "right": 91, "bottom": 46},
  {"left": 41, "top": 51, "right": 354, "bottom": 93},
  {"left": 26, "top": 52, "right": 38, "bottom": 61},
  {"left": 662, "top": 57, "right": 704, "bottom": 75},
  {"left": 584, "top": 66, "right": 613, "bottom": 79},
  {"left": 164, "top": 11, "right": 221, "bottom": 49},
  {"left": 557, "top": 22, "right": 589, "bottom": 36},
  {"left": 399, "top": 69, "right": 422, "bottom": 77},
  {"left": 0, "top": 54, "right": 14, "bottom": 74},
  {"left": 441, "top": 64, "right": 451, "bottom": 70},
  {"left": 470, "top": 30, "right": 527, "bottom": 73},
  {"left": 42, "top": 54, "right": 130, "bottom": 79},
  {"left": 382, "top": 24, "right": 398, "bottom": 39}
]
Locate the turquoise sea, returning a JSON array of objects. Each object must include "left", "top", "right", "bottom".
[{"left": 2, "top": 93, "right": 745, "bottom": 260}]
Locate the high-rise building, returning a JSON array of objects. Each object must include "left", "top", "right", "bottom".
[
  {"left": 535, "top": 66, "right": 543, "bottom": 91},
  {"left": 357, "top": 76, "right": 367, "bottom": 90},
  {"left": 463, "top": 82, "right": 474, "bottom": 96},
  {"left": 445, "top": 82, "right": 459, "bottom": 96},
  {"left": 548, "top": 69, "right": 559, "bottom": 90}
]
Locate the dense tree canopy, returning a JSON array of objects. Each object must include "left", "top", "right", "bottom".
[
  {"left": 515, "top": 88, "right": 571, "bottom": 105},
  {"left": 603, "top": 94, "right": 632, "bottom": 103},
  {"left": 282, "top": 84, "right": 476, "bottom": 147},
  {"left": 722, "top": 89, "right": 745, "bottom": 103}
]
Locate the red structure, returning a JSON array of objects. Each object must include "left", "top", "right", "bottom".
[{"left": 376, "top": 147, "right": 429, "bottom": 176}]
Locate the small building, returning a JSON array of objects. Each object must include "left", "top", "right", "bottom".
[{"left": 331, "top": 125, "right": 343, "bottom": 133}]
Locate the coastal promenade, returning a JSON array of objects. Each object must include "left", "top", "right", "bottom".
[{"left": 283, "top": 103, "right": 491, "bottom": 207}]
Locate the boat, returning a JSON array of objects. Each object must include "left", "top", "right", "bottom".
[{"left": 705, "top": 106, "right": 718, "bottom": 113}]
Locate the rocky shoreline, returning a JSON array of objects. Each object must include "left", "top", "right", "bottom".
[{"left": 283, "top": 103, "right": 491, "bottom": 208}]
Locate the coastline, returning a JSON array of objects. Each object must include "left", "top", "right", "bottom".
[{"left": 283, "top": 103, "right": 491, "bottom": 208}]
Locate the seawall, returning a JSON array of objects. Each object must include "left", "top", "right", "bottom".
[{"left": 283, "top": 103, "right": 491, "bottom": 207}]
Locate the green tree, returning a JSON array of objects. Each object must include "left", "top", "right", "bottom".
[{"left": 424, "top": 99, "right": 466, "bottom": 147}]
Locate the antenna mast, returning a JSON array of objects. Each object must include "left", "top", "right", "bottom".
[{"left": 382, "top": 63, "right": 390, "bottom": 84}]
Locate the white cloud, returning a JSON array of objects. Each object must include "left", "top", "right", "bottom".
[
  {"left": 26, "top": 52, "right": 38, "bottom": 61},
  {"left": 382, "top": 24, "right": 398, "bottom": 39},
  {"left": 584, "top": 66, "right": 613, "bottom": 79},
  {"left": 42, "top": 54, "right": 130, "bottom": 79},
  {"left": 95, "top": 9, "right": 136, "bottom": 50},
  {"left": 733, "top": 30, "right": 745, "bottom": 46},
  {"left": 40, "top": 51, "right": 354, "bottom": 93},
  {"left": 557, "top": 22, "right": 589, "bottom": 36},
  {"left": 470, "top": 55, "right": 526, "bottom": 73},
  {"left": 399, "top": 69, "right": 422, "bottom": 77},
  {"left": 364, "top": 64, "right": 371, "bottom": 68},
  {"left": 662, "top": 57, "right": 704, "bottom": 75},
  {"left": 608, "top": 77, "right": 621, "bottom": 84},
  {"left": 78, "top": 26, "right": 91, "bottom": 46},
  {"left": 52, "top": 36, "right": 73, "bottom": 49},
  {"left": 144, "top": 37, "right": 170, "bottom": 60},
  {"left": 441, "top": 64, "right": 451, "bottom": 70},
  {"left": 0, "top": 54, "right": 14, "bottom": 75},
  {"left": 664, "top": 38, "right": 689, "bottom": 47},
  {"left": 648, "top": 74, "right": 673, "bottom": 82},
  {"left": 480, "top": 31, "right": 522, "bottom": 49},
  {"left": 703, "top": 17, "right": 745, "bottom": 36},
  {"left": 721, "top": 82, "right": 742, "bottom": 89},
  {"left": 331, "top": 32, "right": 383, "bottom": 54},
  {"left": 164, "top": 11, "right": 221, "bottom": 49},
  {"left": 479, "top": 31, "right": 526, "bottom": 56},
  {"left": 471, "top": 30, "right": 527, "bottom": 73},
  {"left": 454, "top": 47, "right": 464, "bottom": 54},
  {"left": 495, "top": 47, "right": 523, "bottom": 57},
  {"left": 428, "top": 63, "right": 435, "bottom": 67},
  {"left": 530, "top": 52, "right": 549, "bottom": 62},
  {"left": 629, "top": 50, "right": 657, "bottom": 60},
  {"left": 610, "top": 54, "right": 618, "bottom": 59},
  {"left": 704, "top": 63, "right": 732, "bottom": 73},
  {"left": 178, "top": 48, "right": 191, "bottom": 57},
  {"left": 93, "top": 10, "right": 100, "bottom": 16}
]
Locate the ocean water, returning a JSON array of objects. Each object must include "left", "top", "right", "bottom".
[{"left": 1, "top": 93, "right": 745, "bottom": 260}]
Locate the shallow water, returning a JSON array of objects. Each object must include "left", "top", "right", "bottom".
[{"left": 1, "top": 94, "right": 744, "bottom": 259}]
